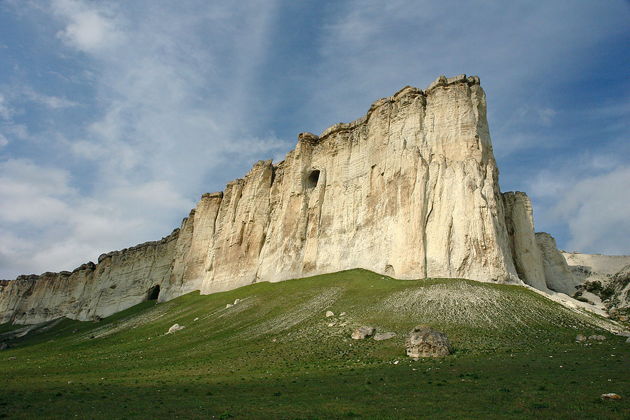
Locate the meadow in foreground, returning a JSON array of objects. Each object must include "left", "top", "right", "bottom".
[{"left": 1, "top": 269, "right": 628, "bottom": 419}]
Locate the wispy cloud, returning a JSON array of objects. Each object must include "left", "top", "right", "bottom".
[
  {"left": 527, "top": 151, "right": 630, "bottom": 255},
  {"left": 0, "top": 0, "right": 288, "bottom": 277},
  {"left": 23, "top": 88, "right": 78, "bottom": 109},
  {"left": 0, "top": 95, "right": 12, "bottom": 120}
]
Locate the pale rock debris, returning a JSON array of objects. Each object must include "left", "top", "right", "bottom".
[
  {"left": 351, "top": 326, "right": 375, "bottom": 340},
  {"left": 166, "top": 323, "right": 184, "bottom": 334}
]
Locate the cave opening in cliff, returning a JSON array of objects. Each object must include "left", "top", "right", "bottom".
[
  {"left": 147, "top": 285, "right": 160, "bottom": 301},
  {"left": 306, "top": 169, "right": 320, "bottom": 188}
]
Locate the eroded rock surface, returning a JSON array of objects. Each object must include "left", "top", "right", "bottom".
[
  {"left": 562, "top": 252, "right": 630, "bottom": 315},
  {"left": 0, "top": 75, "right": 583, "bottom": 324}
]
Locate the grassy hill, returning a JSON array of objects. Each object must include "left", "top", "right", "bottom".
[{"left": 1, "top": 269, "right": 628, "bottom": 419}]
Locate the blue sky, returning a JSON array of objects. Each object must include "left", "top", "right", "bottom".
[{"left": 0, "top": 0, "right": 628, "bottom": 279}]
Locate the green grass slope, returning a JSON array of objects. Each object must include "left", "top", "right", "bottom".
[{"left": 1, "top": 269, "right": 628, "bottom": 419}]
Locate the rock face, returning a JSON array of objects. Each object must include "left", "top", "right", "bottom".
[
  {"left": 405, "top": 325, "right": 451, "bottom": 358},
  {"left": 0, "top": 231, "right": 179, "bottom": 324},
  {"left": 503, "top": 192, "right": 547, "bottom": 291},
  {"left": 562, "top": 252, "right": 630, "bottom": 313},
  {"left": 610, "top": 265, "right": 630, "bottom": 311},
  {"left": 535, "top": 233, "right": 580, "bottom": 295},
  {"left": 0, "top": 75, "right": 580, "bottom": 325}
]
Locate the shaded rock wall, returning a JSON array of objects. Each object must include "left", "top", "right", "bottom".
[{"left": 0, "top": 232, "right": 179, "bottom": 324}]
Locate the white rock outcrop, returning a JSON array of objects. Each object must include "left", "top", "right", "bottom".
[
  {"left": 0, "top": 75, "right": 584, "bottom": 324},
  {"left": 536, "top": 233, "right": 581, "bottom": 295}
]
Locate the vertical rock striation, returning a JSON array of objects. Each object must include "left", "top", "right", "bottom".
[{"left": 0, "top": 75, "right": 577, "bottom": 324}]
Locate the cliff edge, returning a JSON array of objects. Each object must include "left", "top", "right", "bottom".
[{"left": 0, "top": 75, "right": 578, "bottom": 324}]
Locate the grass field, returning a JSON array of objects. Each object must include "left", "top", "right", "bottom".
[{"left": 1, "top": 269, "right": 628, "bottom": 419}]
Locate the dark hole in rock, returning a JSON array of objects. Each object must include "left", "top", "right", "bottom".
[
  {"left": 306, "top": 170, "right": 320, "bottom": 188},
  {"left": 147, "top": 285, "right": 160, "bottom": 301}
]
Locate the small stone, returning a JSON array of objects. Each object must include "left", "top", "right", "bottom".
[
  {"left": 166, "top": 323, "right": 185, "bottom": 334},
  {"left": 339, "top": 312, "right": 347, "bottom": 317},
  {"left": 588, "top": 335, "right": 606, "bottom": 341},
  {"left": 325, "top": 311, "right": 334, "bottom": 318},
  {"left": 575, "top": 334, "right": 587, "bottom": 343},
  {"left": 0, "top": 342, "right": 8, "bottom": 351},
  {"left": 601, "top": 393, "right": 622, "bottom": 400},
  {"left": 351, "top": 326, "right": 375, "bottom": 340},
  {"left": 373, "top": 332, "right": 396, "bottom": 341},
  {"left": 193, "top": 317, "right": 199, "bottom": 322},
  {"left": 226, "top": 303, "right": 233, "bottom": 309},
  {"left": 233, "top": 299, "right": 240, "bottom": 305}
]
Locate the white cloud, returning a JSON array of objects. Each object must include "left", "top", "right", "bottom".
[
  {"left": 0, "top": 158, "right": 195, "bottom": 276},
  {"left": 528, "top": 154, "right": 630, "bottom": 255},
  {"left": 553, "top": 166, "right": 630, "bottom": 255},
  {"left": 52, "top": 0, "right": 124, "bottom": 52},
  {"left": 0, "top": 134, "right": 7, "bottom": 148}
]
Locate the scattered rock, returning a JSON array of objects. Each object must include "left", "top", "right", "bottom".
[
  {"left": 0, "top": 342, "right": 8, "bottom": 351},
  {"left": 325, "top": 311, "right": 334, "bottom": 318},
  {"left": 601, "top": 393, "right": 622, "bottom": 400},
  {"left": 373, "top": 332, "right": 396, "bottom": 341},
  {"left": 327, "top": 322, "right": 335, "bottom": 327},
  {"left": 166, "top": 324, "right": 185, "bottom": 334},
  {"left": 233, "top": 299, "right": 240, "bottom": 305},
  {"left": 588, "top": 335, "right": 606, "bottom": 341},
  {"left": 193, "top": 317, "right": 199, "bottom": 322},
  {"left": 626, "top": 337, "right": 630, "bottom": 344},
  {"left": 405, "top": 325, "right": 452, "bottom": 359},
  {"left": 575, "top": 334, "right": 587, "bottom": 343},
  {"left": 226, "top": 303, "right": 233, "bottom": 309},
  {"left": 339, "top": 312, "right": 347, "bottom": 317},
  {"left": 351, "top": 326, "right": 375, "bottom": 340}
]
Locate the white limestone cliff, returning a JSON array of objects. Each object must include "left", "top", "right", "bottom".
[
  {"left": 0, "top": 75, "right": 584, "bottom": 324},
  {"left": 535, "top": 232, "right": 581, "bottom": 295}
]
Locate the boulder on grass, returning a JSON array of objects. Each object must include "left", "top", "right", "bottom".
[
  {"left": 406, "top": 325, "right": 451, "bottom": 359},
  {"left": 166, "top": 323, "right": 185, "bottom": 334},
  {"left": 351, "top": 326, "right": 375, "bottom": 340}
]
